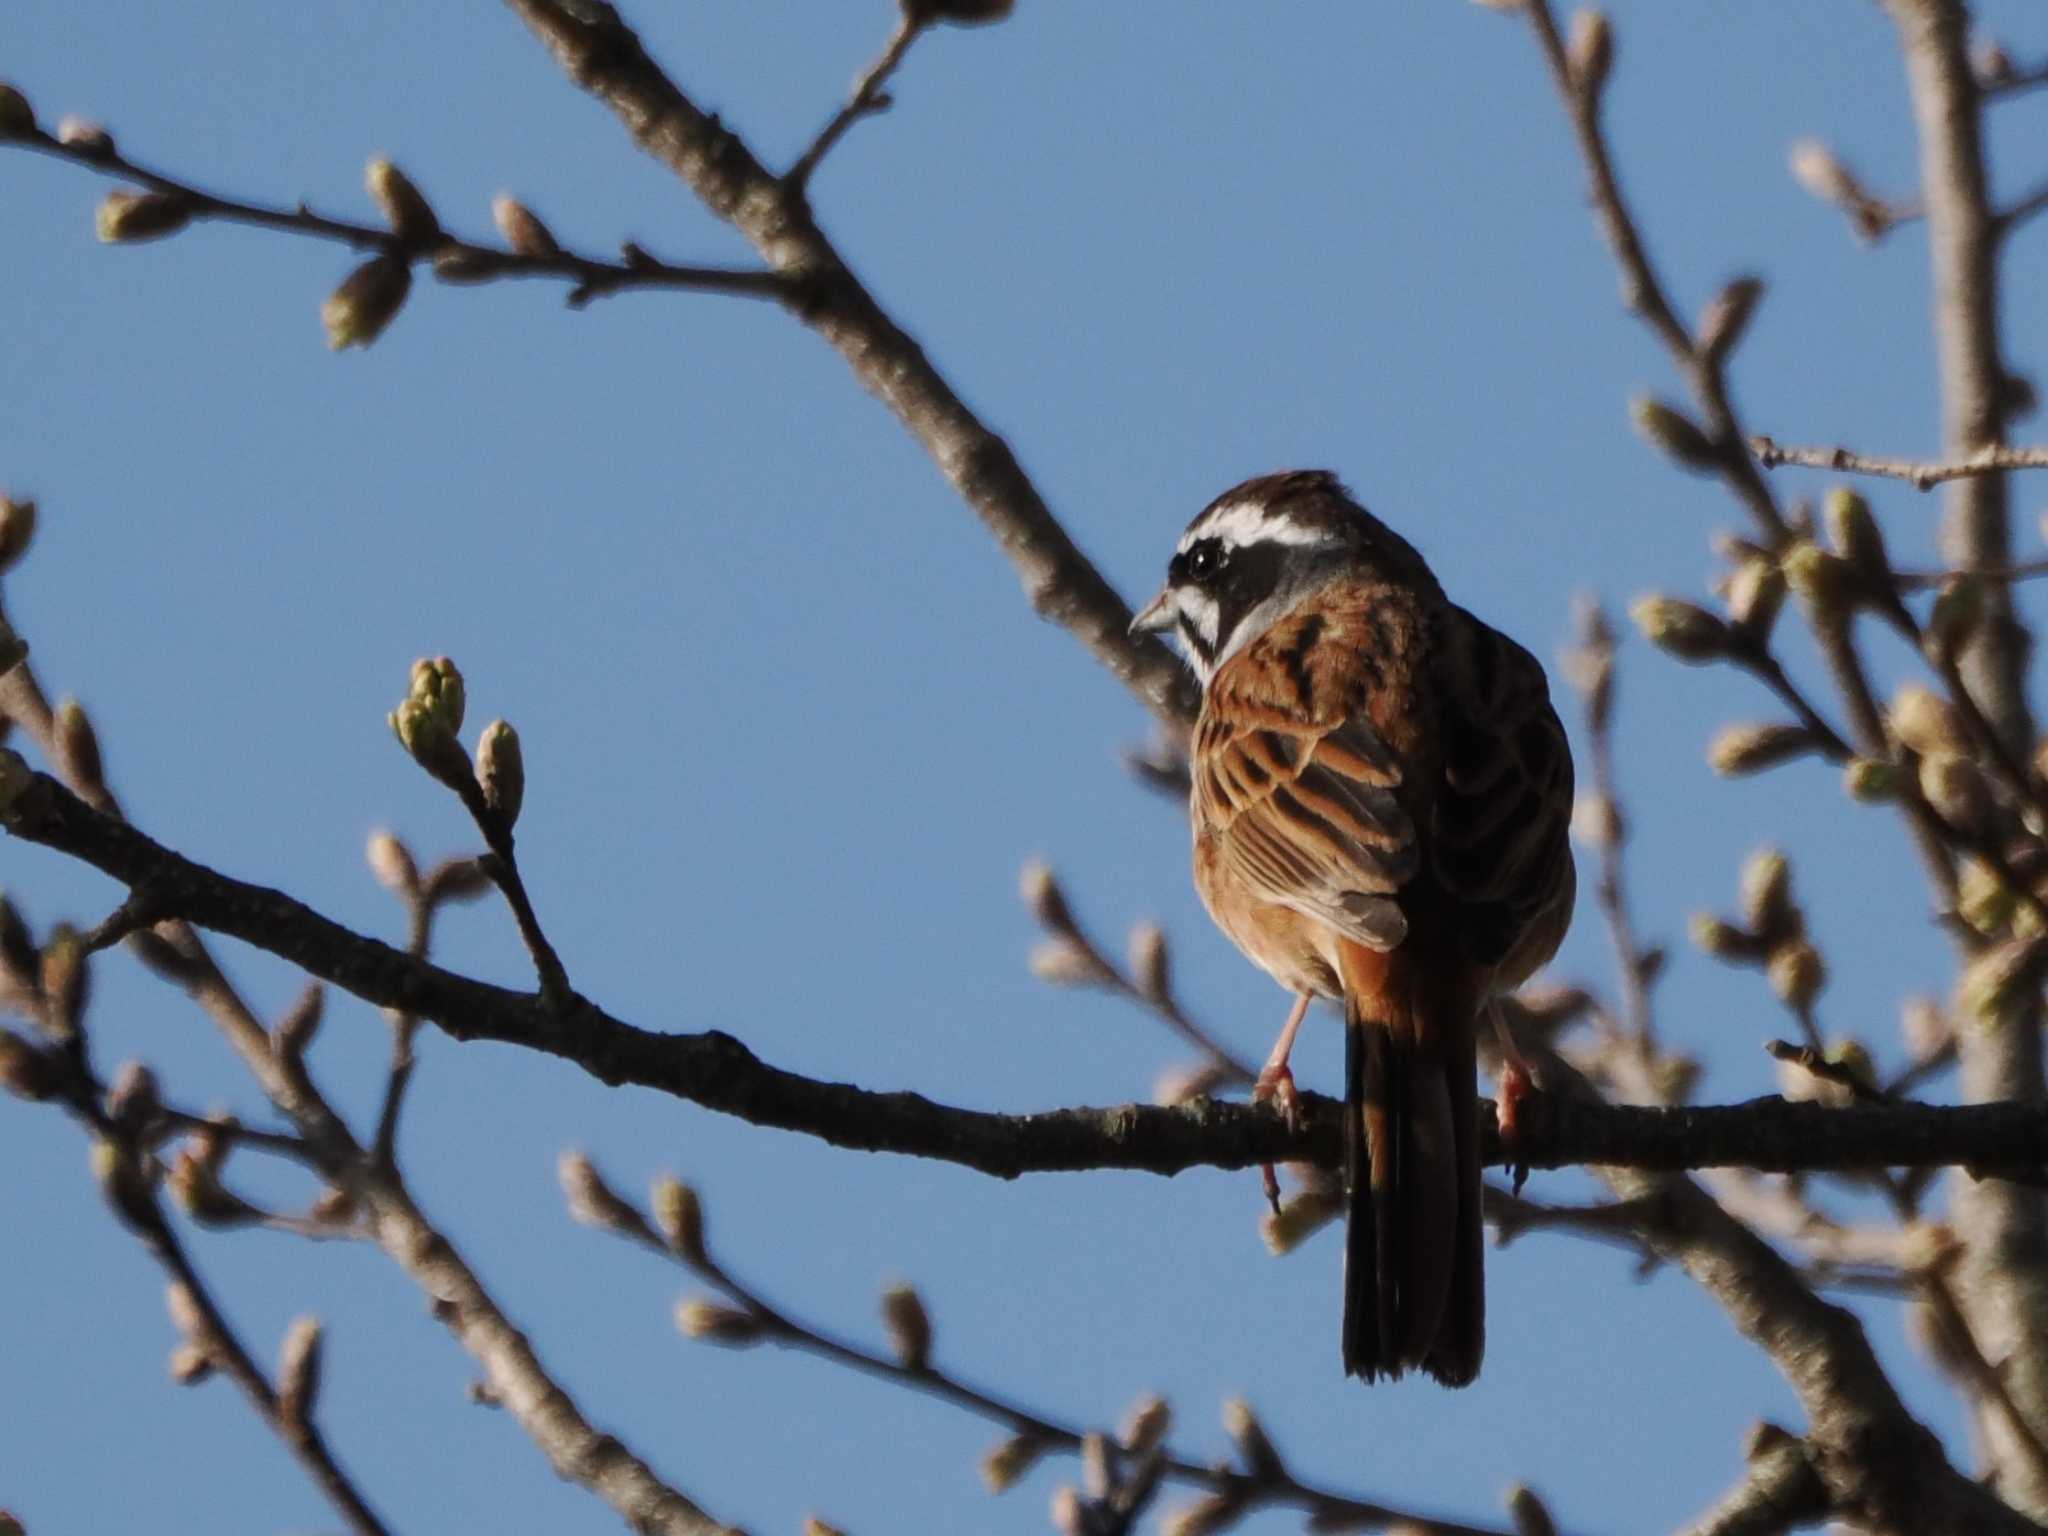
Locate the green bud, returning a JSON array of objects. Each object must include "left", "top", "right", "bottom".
[
  {"left": 492, "top": 194, "right": 560, "bottom": 258},
  {"left": 1925, "top": 575, "right": 1986, "bottom": 665},
  {"left": 1723, "top": 557, "right": 1784, "bottom": 641},
  {"left": 651, "top": 1175, "right": 706, "bottom": 1268},
  {"left": 1843, "top": 756, "right": 1901, "bottom": 802},
  {"left": 1890, "top": 685, "right": 1967, "bottom": 757},
  {"left": 475, "top": 719, "right": 524, "bottom": 827},
  {"left": 1823, "top": 487, "right": 1892, "bottom": 583},
  {"left": 39, "top": 923, "right": 88, "bottom": 1039},
  {"left": 366, "top": 157, "right": 441, "bottom": 245},
  {"left": 1689, "top": 913, "right": 1757, "bottom": 961},
  {"left": 96, "top": 190, "right": 194, "bottom": 244},
  {"left": 1628, "top": 596, "right": 1730, "bottom": 663},
  {"left": 91, "top": 1137, "right": 155, "bottom": 1231},
  {"left": 1781, "top": 538, "right": 1856, "bottom": 624},
  {"left": 1630, "top": 397, "right": 1718, "bottom": 472},
  {"left": 409, "top": 655, "right": 465, "bottom": 733},
  {"left": 323, "top": 255, "right": 412, "bottom": 349},
  {"left": 1919, "top": 751, "right": 1992, "bottom": 833},
  {"left": 431, "top": 247, "right": 497, "bottom": 284},
  {"left": 387, "top": 699, "right": 471, "bottom": 791},
  {"left": 979, "top": 1433, "right": 1048, "bottom": 1493}
]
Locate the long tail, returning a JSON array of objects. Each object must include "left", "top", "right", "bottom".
[{"left": 1339, "top": 943, "right": 1484, "bottom": 1386}]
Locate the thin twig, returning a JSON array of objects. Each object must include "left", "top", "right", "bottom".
[
  {"left": 7, "top": 124, "right": 787, "bottom": 309},
  {"left": 785, "top": 13, "right": 929, "bottom": 193},
  {"left": 1750, "top": 435, "right": 2048, "bottom": 491}
]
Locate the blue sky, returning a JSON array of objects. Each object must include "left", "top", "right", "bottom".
[{"left": 6, "top": 3, "right": 2048, "bottom": 1532}]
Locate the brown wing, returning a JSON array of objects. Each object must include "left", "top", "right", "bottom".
[
  {"left": 1194, "top": 606, "right": 1424, "bottom": 953},
  {"left": 1430, "top": 607, "right": 1576, "bottom": 974}
]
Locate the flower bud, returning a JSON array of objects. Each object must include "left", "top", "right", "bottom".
[
  {"left": 1723, "top": 557, "right": 1784, "bottom": 641},
  {"left": 1790, "top": 139, "right": 1855, "bottom": 204},
  {"left": 57, "top": 115, "right": 114, "bottom": 155},
  {"left": 366, "top": 157, "right": 441, "bottom": 245},
  {"left": 1708, "top": 723, "right": 1819, "bottom": 777},
  {"left": 1925, "top": 575, "right": 1986, "bottom": 665},
  {"left": 432, "top": 247, "right": 497, "bottom": 284},
  {"left": 1222, "top": 1397, "right": 1284, "bottom": 1480},
  {"left": 1843, "top": 756, "right": 1901, "bottom": 803},
  {"left": 40, "top": 923, "right": 89, "bottom": 1039},
  {"left": 409, "top": 656, "right": 465, "bottom": 733},
  {"left": 1739, "top": 847, "right": 1794, "bottom": 938},
  {"left": 673, "top": 1299, "right": 765, "bottom": 1345},
  {"left": 1781, "top": 538, "right": 1856, "bottom": 625},
  {"left": 559, "top": 1149, "right": 653, "bottom": 1241},
  {"left": 1160, "top": 1493, "right": 1241, "bottom": 1536},
  {"left": 166, "top": 1145, "right": 263, "bottom": 1227},
  {"left": 980, "top": 1433, "right": 1048, "bottom": 1493},
  {"left": 0, "top": 495, "right": 38, "bottom": 571},
  {"left": 106, "top": 1059, "right": 161, "bottom": 1133},
  {"left": 1698, "top": 276, "right": 1764, "bottom": 364},
  {"left": 55, "top": 698, "right": 104, "bottom": 797},
  {"left": 0, "top": 83, "right": 34, "bottom": 137},
  {"left": 475, "top": 719, "right": 524, "bottom": 827},
  {"left": 1570, "top": 792, "right": 1623, "bottom": 848},
  {"left": 323, "top": 255, "right": 412, "bottom": 349},
  {"left": 389, "top": 700, "right": 472, "bottom": 791},
  {"left": 1767, "top": 939, "right": 1826, "bottom": 1011},
  {"left": 880, "top": 1282, "right": 933, "bottom": 1371},
  {"left": 1568, "top": 9, "right": 1612, "bottom": 96},
  {"left": 1628, "top": 596, "right": 1730, "bottom": 663},
  {"left": 96, "top": 190, "right": 194, "bottom": 244},
  {"left": 425, "top": 856, "right": 493, "bottom": 906},
  {"left": 92, "top": 1136, "right": 155, "bottom": 1231},
  {"left": 1119, "top": 1394, "right": 1171, "bottom": 1457},
  {"left": 1127, "top": 920, "right": 1170, "bottom": 1002},
  {"left": 278, "top": 1315, "right": 324, "bottom": 1427},
  {"left": 1689, "top": 913, "right": 1756, "bottom": 961},
  {"left": 365, "top": 829, "right": 419, "bottom": 894},
  {"left": 1823, "top": 487, "right": 1891, "bottom": 583},
  {"left": 0, "top": 1028, "right": 54, "bottom": 1100},
  {"left": 1028, "top": 938, "right": 1108, "bottom": 988},
  {"left": 651, "top": 1175, "right": 707, "bottom": 1268},
  {"left": 1919, "top": 751, "right": 1992, "bottom": 834},
  {"left": 493, "top": 194, "right": 561, "bottom": 258},
  {"left": 1630, "top": 397, "right": 1717, "bottom": 472},
  {"left": 1019, "top": 857, "right": 1077, "bottom": 932},
  {"left": 1890, "top": 685, "right": 1967, "bottom": 757}
]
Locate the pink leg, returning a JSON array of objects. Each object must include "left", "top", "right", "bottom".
[
  {"left": 1253, "top": 993, "right": 1312, "bottom": 1211},
  {"left": 1490, "top": 1000, "right": 1536, "bottom": 1191}
]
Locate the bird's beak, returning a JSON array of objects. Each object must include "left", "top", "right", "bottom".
[{"left": 1129, "top": 588, "right": 1176, "bottom": 636}]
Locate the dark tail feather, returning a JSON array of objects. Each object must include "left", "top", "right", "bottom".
[{"left": 1339, "top": 961, "right": 1484, "bottom": 1386}]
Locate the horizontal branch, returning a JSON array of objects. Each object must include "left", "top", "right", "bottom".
[
  {"left": 8, "top": 771, "right": 2048, "bottom": 1181},
  {"left": 1750, "top": 434, "right": 2048, "bottom": 490},
  {"left": 7, "top": 123, "right": 786, "bottom": 308}
]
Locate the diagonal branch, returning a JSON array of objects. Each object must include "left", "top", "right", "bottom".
[{"left": 497, "top": 0, "right": 1199, "bottom": 737}]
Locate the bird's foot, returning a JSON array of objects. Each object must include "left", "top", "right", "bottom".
[{"left": 1252, "top": 1063, "right": 1302, "bottom": 1214}]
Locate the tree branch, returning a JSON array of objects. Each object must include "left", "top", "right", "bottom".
[
  {"left": 10, "top": 769, "right": 2048, "bottom": 1184},
  {"left": 496, "top": 0, "right": 1200, "bottom": 737},
  {"left": 1750, "top": 435, "right": 2048, "bottom": 490}
]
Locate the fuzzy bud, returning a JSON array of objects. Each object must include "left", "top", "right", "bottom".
[
  {"left": 1159, "top": 1494, "right": 1241, "bottom": 1536},
  {"left": 880, "top": 1282, "right": 933, "bottom": 1372},
  {"left": 0, "top": 83, "right": 34, "bottom": 137},
  {"left": 410, "top": 656, "right": 463, "bottom": 733},
  {"left": 1781, "top": 538, "right": 1856, "bottom": 625},
  {"left": 1570, "top": 793, "right": 1623, "bottom": 849},
  {"left": 651, "top": 1175, "right": 707, "bottom": 1268},
  {"left": 1843, "top": 756, "right": 1902, "bottom": 803},
  {"left": 475, "top": 719, "right": 524, "bottom": 828},
  {"left": 1628, "top": 596, "right": 1730, "bottom": 663},
  {"left": 1127, "top": 920, "right": 1170, "bottom": 1002},
  {"left": 432, "top": 247, "right": 497, "bottom": 284},
  {"left": 1028, "top": 938, "right": 1109, "bottom": 988},
  {"left": 55, "top": 697, "right": 105, "bottom": 797},
  {"left": 366, "top": 157, "right": 440, "bottom": 245},
  {"left": 1959, "top": 935, "right": 2048, "bottom": 1024},
  {"left": 39, "top": 923, "right": 89, "bottom": 1040},
  {"left": 277, "top": 1315, "right": 324, "bottom": 1427},
  {"left": 1222, "top": 1398, "right": 1284, "bottom": 1480},
  {"left": 168, "top": 1342, "right": 214, "bottom": 1385},
  {"left": 106, "top": 1060, "right": 161, "bottom": 1134},
  {"left": 1723, "top": 558, "right": 1785, "bottom": 642},
  {"left": 1767, "top": 939, "right": 1826, "bottom": 1011},
  {"left": 424, "top": 856, "right": 493, "bottom": 906},
  {"left": 1567, "top": 10, "right": 1613, "bottom": 96},
  {"left": 92, "top": 1136, "right": 155, "bottom": 1230},
  {"left": 1019, "top": 858, "right": 1077, "bottom": 932},
  {"left": 492, "top": 194, "right": 560, "bottom": 258},
  {"left": 1790, "top": 139, "right": 1856, "bottom": 204},
  {"left": 1919, "top": 751, "right": 1993, "bottom": 834},
  {"left": 1925, "top": 576, "right": 1986, "bottom": 665},
  {"left": 166, "top": 1145, "right": 262, "bottom": 1227},
  {"left": 1080, "top": 1431, "right": 1112, "bottom": 1499},
  {"left": 389, "top": 701, "right": 471, "bottom": 791},
  {"left": 1689, "top": 913, "right": 1751, "bottom": 960},
  {"left": 57, "top": 116, "right": 114, "bottom": 155},
  {"left": 1890, "top": 685, "right": 1967, "bottom": 758},
  {"left": 0, "top": 495, "right": 38, "bottom": 571},
  {"left": 1823, "top": 487, "right": 1891, "bottom": 584},
  {"left": 1709, "top": 723, "right": 1819, "bottom": 777},
  {"left": 1698, "top": 276, "right": 1764, "bottom": 364},
  {"left": 365, "top": 830, "right": 418, "bottom": 894},
  {"left": 1630, "top": 397, "right": 1718, "bottom": 472},
  {"left": 0, "top": 1029, "right": 54, "bottom": 1100},
  {"left": 96, "top": 190, "right": 194, "bottom": 244},
  {"left": 1739, "top": 847, "right": 1795, "bottom": 939},
  {"left": 980, "top": 1433, "right": 1048, "bottom": 1493},
  {"left": 673, "top": 1300, "right": 765, "bottom": 1346},
  {"left": 1119, "top": 1394, "right": 1171, "bottom": 1457},
  {"left": 559, "top": 1149, "right": 653, "bottom": 1241},
  {"left": 323, "top": 255, "right": 412, "bottom": 350}
]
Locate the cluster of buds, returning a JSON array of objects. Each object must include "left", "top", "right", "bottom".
[
  {"left": 1690, "top": 847, "right": 1826, "bottom": 1012},
  {"left": 387, "top": 655, "right": 472, "bottom": 791},
  {"left": 1888, "top": 683, "right": 1997, "bottom": 834},
  {"left": 1779, "top": 488, "right": 1914, "bottom": 636},
  {"left": 1048, "top": 1409, "right": 1171, "bottom": 1536}
]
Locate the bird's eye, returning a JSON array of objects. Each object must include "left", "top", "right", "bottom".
[{"left": 1186, "top": 540, "right": 1227, "bottom": 581}]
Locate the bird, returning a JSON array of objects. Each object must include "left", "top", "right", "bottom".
[{"left": 1130, "top": 470, "right": 1575, "bottom": 1385}]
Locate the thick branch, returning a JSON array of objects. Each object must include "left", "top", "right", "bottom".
[
  {"left": 11, "top": 771, "right": 2048, "bottom": 1182},
  {"left": 497, "top": 0, "right": 1199, "bottom": 736}
]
